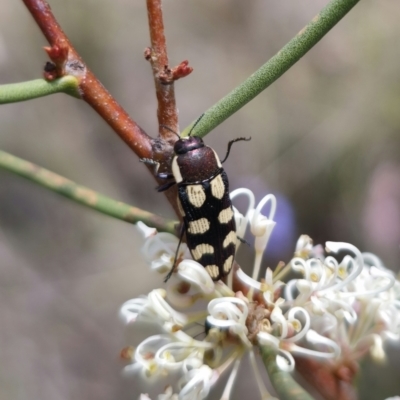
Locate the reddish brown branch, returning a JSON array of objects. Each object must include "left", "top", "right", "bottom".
[
  {"left": 22, "top": 0, "right": 152, "bottom": 159},
  {"left": 144, "top": 0, "right": 194, "bottom": 217},
  {"left": 22, "top": 0, "right": 187, "bottom": 223},
  {"left": 145, "top": 0, "right": 192, "bottom": 141}
]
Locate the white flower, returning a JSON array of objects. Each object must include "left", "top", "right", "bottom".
[
  {"left": 137, "top": 221, "right": 190, "bottom": 274},
  {"left": 285, "top": 235, "right": 399, "bottom": 367},
  {"left": 230, "top": 190, "right": 277, "bottom": 281},
  {"left": 177, "top": 364, "right": 216, "bottom": 400},
  {"left": 121, "top": 190, "right": 400, "bottom": 399},
  {"left": 120, "top": 288, "right": 188, "bottom": 330}
]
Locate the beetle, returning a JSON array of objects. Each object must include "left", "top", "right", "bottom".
[{"left": 141, "top": 116, "right": 250, "bottom": 281}]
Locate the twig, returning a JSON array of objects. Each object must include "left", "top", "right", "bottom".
[
  {"left": 0, "top": 77, "right": 80, "bottom": 104},
  {"left": 181, "top": 0, "right": 360, "bottom": 138},
  {"left": 145, "top": 0, "right": 192, "bottom": 140},
  {"left": 21, "top": 0, "right": 185, "bottom": 219},
  {"left": 144, "top": 0, "right": 196, "bottom": 218},
  {"left": 22, "top": 0, "right": 152, "bottom": 159},
  {"left": 146, "top": 0, "right": 176, "bottom": 134},
  {"left": 0, "top": 149, "right": 177, "bottom": 234}
]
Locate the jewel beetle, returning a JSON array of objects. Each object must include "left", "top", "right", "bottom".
[{"left": 141, "top": 116, "right": 250, "bottom": 281}]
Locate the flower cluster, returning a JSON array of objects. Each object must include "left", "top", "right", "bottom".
[{"left": 120, "top": 189, "right": 400, "bottom": 400}]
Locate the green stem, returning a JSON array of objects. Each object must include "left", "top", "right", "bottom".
[
  {"left": 182, "top": 0, "right": 359, "bottom": 138},
  {"left": 259, "top": 345, "right": 315, "bottom": 400},
  {"left": 0, "top": 149, "right": 177, "bottom": 234},
  {"left": 0, "top": 76, "right": 81, "bottom": 104}
]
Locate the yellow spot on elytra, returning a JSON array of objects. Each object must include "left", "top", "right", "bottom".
[
  {"left": 188, "top": 218, "right": 210, "bottom": 234},
  {"left": 223, "top": 231, "right": 237, "bottom": 248},
  {"left": 192, "top": 244, "right": 214, "bottom": 260},
  {"left": 205, "top": 265, "right": 219, "bottom": 278},
  {"left": 210, "top": 174, "right": 225, "bottom": 199},
  {"left": 186, "top": 185, "right": 206, "bottom": 207},
  {"left": 218, "top": 207, "right": 234, "bottom": 224},
  {"left": 223, "top": 255, "right": 234, "bottom": 273}
]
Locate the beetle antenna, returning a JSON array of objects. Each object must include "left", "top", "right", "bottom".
[
  {"left": 160, "top": 125, "right": 180, "bottom": 139},
  {"left": 188, "top": 113, "right": 205, "bottom": 137}
]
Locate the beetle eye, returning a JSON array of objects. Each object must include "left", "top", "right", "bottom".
[{"left": 174, "top": 140, "right": 186, "bottom": 154}]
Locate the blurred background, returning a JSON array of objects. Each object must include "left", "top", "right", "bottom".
[{"left": 1, "top": 0, "right": 400, "bottom": 399}]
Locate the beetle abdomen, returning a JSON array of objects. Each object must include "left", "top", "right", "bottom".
[{"left": 177, "top": 169, "right": 236, "bottom": 280}]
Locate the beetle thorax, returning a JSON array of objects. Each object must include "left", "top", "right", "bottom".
[{"left": 172, "top": 146, "right": 222, "bottom": 184}]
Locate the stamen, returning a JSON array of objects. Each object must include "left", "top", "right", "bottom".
[{"left": 219, "top": 355, "right": 242, "bottom": 400}]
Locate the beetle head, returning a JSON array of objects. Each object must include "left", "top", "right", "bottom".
[{"left": 174, "top": 136, "right": 204, "bottom": 155}]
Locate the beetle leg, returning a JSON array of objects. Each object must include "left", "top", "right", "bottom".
[
  {"left": 164, "top": 224, "right": 185, "bottom": 282},
  {"left": 157, "top": 172, "right": 174, "bottom": 179},
  {"left": 140, "top": 159, "right": 175, "bottom": 190},
  {"left": 237, "top": 236, "right": 250, "bottom": 246},
  {"left": 157, "top": 181, "right": 176, "bottom": 192},
  {"left": 221, "top": 137, "right": 251, "bottom": 164},
  {"left": 140, "top": 158, "right": 160, "bottom": 174}
]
